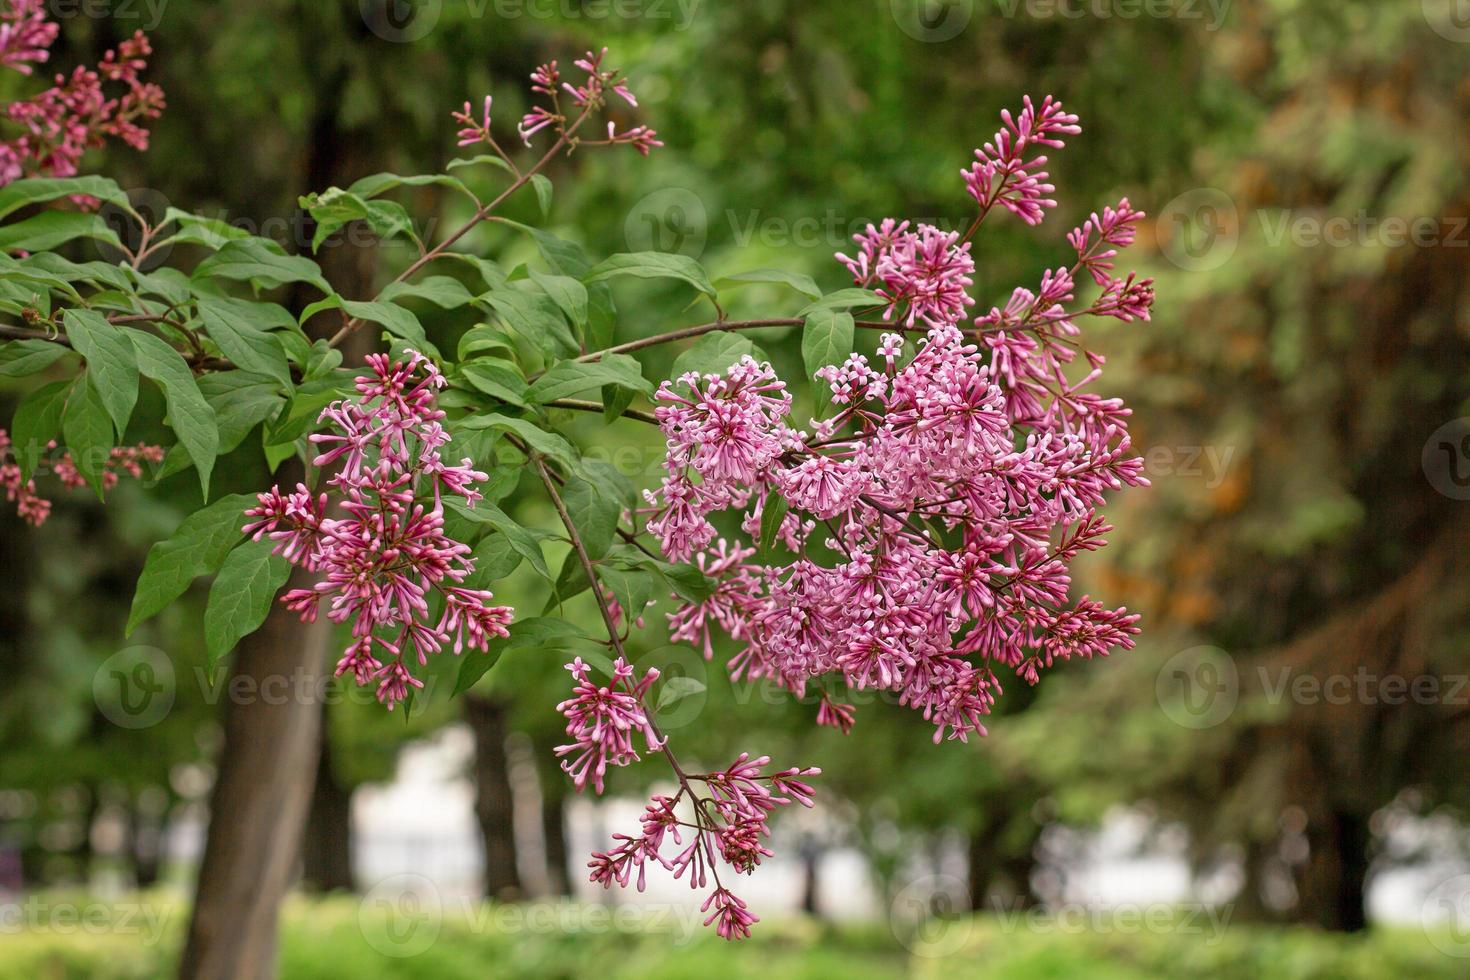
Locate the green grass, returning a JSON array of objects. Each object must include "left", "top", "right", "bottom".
[{"left": 2, "top": 893, "right": 1466, "bottom": 980}]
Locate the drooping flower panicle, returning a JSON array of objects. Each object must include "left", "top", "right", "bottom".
[
  {"left": 0, "top": 1, "right": 163, "bottom": 186},
  {"left": 245, "top": 353, "right": 512, "bottom": 709},
  {"left": 0, "top": 428, "right": 161, "bottom": 526},
  {"left": 648, "top": 96, "right": 1150, "bottom": 747}
]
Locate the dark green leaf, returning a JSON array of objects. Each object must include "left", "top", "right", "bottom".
[
  {"left": 193, "top": 239, "right": 330, "bottom": 293},
  {"left": 585, "top": 251, "right": 718, "bottom": 299},
  {"left": 204, "top": 538, "right": 290, "bottom": 666},
  {"left": 0, "top": 176, "right": 128, "bottom": 219},
  {"left": 61, "top": 375, "right": 114, "bottom": 497},
  {"left": 130, "top": 330, "right": 219, "bottom": 497},
  {"left": 716, "top": 268, "right": 822, "bottom": 300},
  {"left": 0, "top": 339, "right": 71, "bottom": 378},
  {"left": 529, "top": 354, "right": 650, "bottom": 404},
  {"left": 127, "top": 494, "right": 257, "bottom": 634},
  {"left": 10, "top": 378, "right": 71, "bottom": 479},
  {"left": 197, "top": 297, "right": 295, "bottom": 386},
  {"left": 62, "top": 308, "right": 139, "bottom": 437}
]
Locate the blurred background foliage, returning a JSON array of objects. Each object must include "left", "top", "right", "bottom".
[{"left": 2, "top": 0, "right": 1469, "bottom": 974}]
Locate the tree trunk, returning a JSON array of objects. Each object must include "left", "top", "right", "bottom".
[
  {"left": 464, "top": 694, "right": 521, "bottom": 899},
  {"left": 301, "top": 721, "right": 354, "bottom": 892},
  {"left": 540, "top": 782, "right": 570, "bottom": 896},
  {"left": 798, "top": 836, "right": 822, "bottom": 917},
  {"left": 129, "top": 790, "right": 168, "bottom": 889},
  {"left": 1296, "top": 808, "right": 1370, "bottom": 932},
  {"left": 966, "top": 830, "right": 996, "bottom": 912},
  {"left": 177, "top": 535, "right": 328, "bottom": 980}
]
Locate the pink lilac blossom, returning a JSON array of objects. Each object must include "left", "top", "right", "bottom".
[
  {"left": 0, "top": 4, "right": 163, "bottom": 186},
  {"left": 515, "top": 48, "right": 659, "bottom": 153},
  {"left": 0, "top": 428, "right": 162, "bottom": 526},
  {"left": 244, "top": 353, "right": 513, "bottom": 709},
  {"left": 646, "top": 96, "right": 1150, "bottom": 747},
  {"left": 961, "top": 94, "right": 1079, "bottom": 226},
  {"left": 559, "top": 654, "right": 821, "bottom": 941}
]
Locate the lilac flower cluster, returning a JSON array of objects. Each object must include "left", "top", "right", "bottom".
[
  {"left": 0, "top": 1, "right": 163, "bottom": 185},
  {"left": 646, "top": 96, "right": 1150, "bottom": 745},
  {"left": 455, "top": 49, "right": 661, "bottom": 160},
  {"left": 244, "top": 353, "right": 513, "bottom": 708},
  {"left": 0, "top": 428, "right": 161, "bottom": 525}
]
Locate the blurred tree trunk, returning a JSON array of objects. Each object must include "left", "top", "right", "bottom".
[
  {"left": 798, "top": 836, "right": 822, "bottom": 917},
  {"left": 129, "top": 790, "right": 168, "bottom": 889},
  {"left": 179, "top": 56, "right": 380, "bottom": 974},
  {"left": 301, "top": 723, "right": 354, "bottom": 892},
  {"left": 465, "top": 694, "right": 521, "bottom": 898},
  {"left": 540, "top": 782, "right": 570, "bottom": 896},
  {"left": 1295, "top": 809, "right": 1370, "bottom": 932},
  {"left": 178, "top": 529, "right": 328, "bottom": 980}
]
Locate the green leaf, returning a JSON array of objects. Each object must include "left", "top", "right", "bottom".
[
  {"left": 0, "top": 211, "right": 121, "bottom": 253},
  {"left": 379, "top": 276, "right": 476, "bottom": 310},
  {"left": 193, "top": 239, "right": 330, "bottom": 293},
  {"left": 759, "top": 492, "right": 789, "bottom": 555},
  {"left": 0, "top": 176, "right": 128, "bottom": 220},
  {"left": 0, "top": 339, "right": 72, "bottom": 378},
  {"left": 300, "top": 294, "right": 432, "bottom": 353},
  {"left": 479, "top": 287, "right": 578, "bottom": 359},
  {"left": 798, "top": 288, "right": 884, "bottom": 315},
  {"left": 62, "top": 309, "right": 139, "bottom": 437},
  {"left": 61, "top": 375, "right": 115, "bottom": 497},
  {"left": 265, "top": 378, "right": 350, "bottom": 444},
  {"left": 11, "top": 378, "right": 71, "bottom": 479},
  {"left": 657, "top": 676, "right": 707, "bottom": 711},
  {"left": 466, "top": 534, "right": 522, "bottom": 583},
  {"left": 602, "top": 383, "right": 636, "bottom": 425},
  {"left": 530, "top": 354, "right": 651, "bottom": 405},
  {"left": 130, "top": 330, "right": 219, "bottom": 498},
  {"left": 22, "top": 253, "right": 132, "bottom": 292},
  {"left": 204, "top": 538, "right": 290, "bottom": 667},
  {"left": 300, "top": 187, "right": 415, "bottom": 251},
  {"left": 563, "top": 476, "right": 620, "bottom": 560},
  {"left": 158, "top": 208, "right": 250, "bottom": 251},
  {"left": 527, "top": 270, "right": 587, "bottom": 329},
  {"left": 127, "top": 493, "right": 257, "bottom": 634},
  {"left": 197, "top": 297, "right": 295, "bottom": 386},
  {"left": 596, "top": 562, "right": 654, "bottom": 623},
  {"left": 454, "top": 413, "right": 578, "bottom": 469},
  {"left": 585, "top": 251, "right": 718, "bottom": 300},
  {"left": 527, "top": 175, "right": 554, "bottom": 219},
  {"left": 716, "top": 268, "right": 822, "bottom": 300},
  {"left": 547, "top": 550, "right": 591, "bottom": 611},
  {"left": 443, "top": 499, "right": 551, "bottom": 580},
  {"left": 802, "top": 309, "right": 855, "bottom": 395},
  {"left": 459, "top": 359, "right": 529, "bottom": 408},
  {"left": 446, "top": 154, "right": 515, "bottom": 175},
  {"left": 620, "top": 551, "right": 717, "bottom": 604},
  {"left": 670, "top": 331, "right": 758, "bottom": 380},
  {"left": 197, "top": 372, "right": 286, "bottom": 452},
  {"left": 347, "top": 171, "right": 474, "bottom": 201}
]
